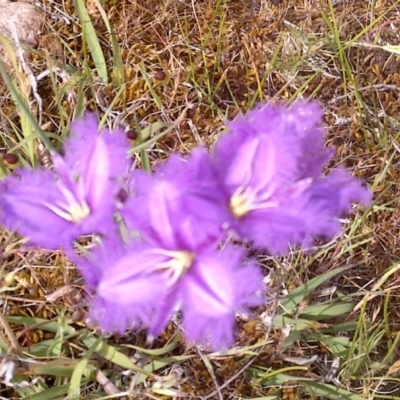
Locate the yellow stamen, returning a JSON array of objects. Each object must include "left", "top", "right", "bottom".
[
  {"left": 229, "top": 192, "right": 251, "bottom": 218},
  {"left": 154, "top": 250, "right": 195, "bottom": 285},
  {"left": 45, "top": 184, "right": 91, "bottom": 223}
]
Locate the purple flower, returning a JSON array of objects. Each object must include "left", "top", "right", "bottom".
[
  {"left": 73, "top": 237, "right": 169, "bottom": 334},
  {"left": 174, "top": 246, "right": 263, "bottom": 350},
  {"left": 213, "top": 101, "right": 372, "bottom": 254},
  {"left": 80, "top": 173, "right": 264, "bottom": 350},
  {"left": 0, "top": 114, "right": 130, "bottom": 249},
  {"left": 122, "top": 148, "right": 228, "bottom": 248}
]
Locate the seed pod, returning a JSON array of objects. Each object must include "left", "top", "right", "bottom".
[
  {"left": 126, "top": 129, "right": 138, "bottom": 141},
  {"left": 154, "top": 70, "right": 166, "bottom": 81},
  {"left": 2, "top": 153, "right": 19, "bottom": 169}
]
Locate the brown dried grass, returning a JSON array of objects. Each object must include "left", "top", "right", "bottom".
[{"left": 0, "top": 0, "right": 400, "bottom": 398}]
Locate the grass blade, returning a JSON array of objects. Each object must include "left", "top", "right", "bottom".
[{"left": 73, "top": 0, "right": 108, "bottom": 84}]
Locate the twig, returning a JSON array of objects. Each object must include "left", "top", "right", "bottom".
[
  {"left": 96, "top": 370, "right": 120, "bottom": 395},
  {"left": 197, "top": 349, "right": 223, "bottom": 400},
  {"left": 0, "top": 313, "right": 21, "bottom": 356},
  {"left": 202, "top": 356, "right": 257, "bottom": 400},
  {"left": 11, "top": 22, "right": 43, "bottom": 127},
  {"left": 329, "top": 84, "right": 400, "bottom": 103}
]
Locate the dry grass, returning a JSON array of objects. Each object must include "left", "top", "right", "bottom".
[{"left": 0, "top": 0, "right": 400, "bottom": 398}]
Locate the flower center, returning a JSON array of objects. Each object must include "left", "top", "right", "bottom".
[
  {"left": 229, "top": 187, "right": 253, "bottom": 218},
  {"left": 229, "top": 178, "right": 314, "bottom": 219},
  {"left": 229, "top": 183, "right": 279, "bottom": 219},
  {"left": 154, "top": 250, "right": 195, "bottom": 286},
  {"left": 45, "top": 183, "right": 91, "bottom": 223},
  {"left": 66, "top": 200, "right": 91, "bottom": 223}
]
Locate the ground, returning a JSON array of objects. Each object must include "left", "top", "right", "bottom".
[{"left": 0, "top": 0, "right": 399, "bottom": 399}]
